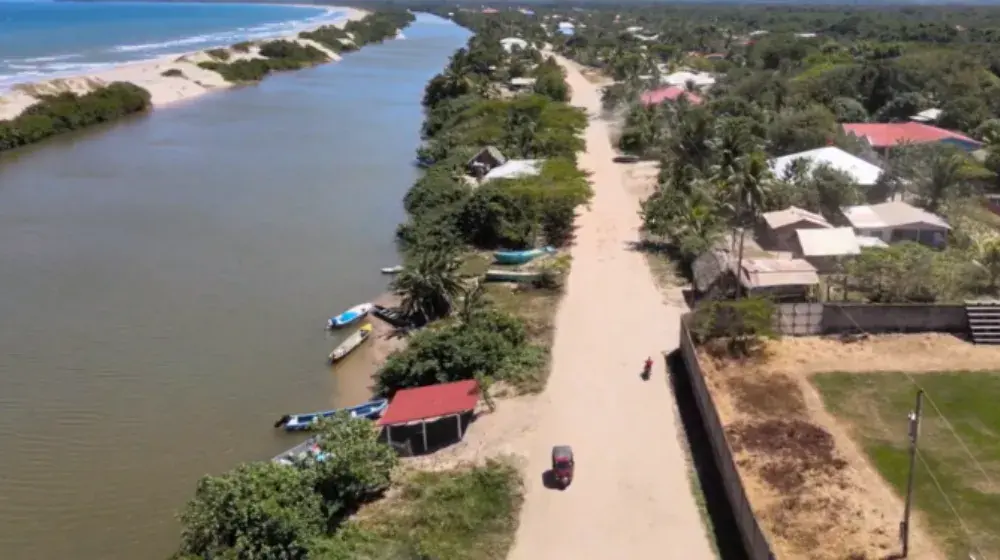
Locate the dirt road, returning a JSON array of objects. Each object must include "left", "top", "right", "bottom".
[{"left": 506, "top": 57, "right": 715, "bottom": 559}]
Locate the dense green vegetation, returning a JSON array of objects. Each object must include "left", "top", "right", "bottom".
[
  {"left": 426, "top": 3, "right": 1000, "bottom": 303},
  {"left": 200, "top": 10, "right": 415, "bottom": 83},
  {"left": 814, "top": 371, "right": 1000, "bottom": 559},
  {"left": 0, "top": 82, "right": 151, "bottom": 153}
]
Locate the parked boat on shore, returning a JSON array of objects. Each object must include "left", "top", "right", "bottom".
[
  {"left": 485, "top": 269, "right": 544, "bottom": 283},
  {"left": 327, "top": 302, "right": 374, "bottom": 329},
  {"left": 272, "top": 437, "right": 327, "bottom": 466},
  {"left": 328, "top": 324, "right": 373, "bottom": 362},
  {"left": 493, "top": 246, "right": 555, "bottom": 265},
  {"left": 273, "top": 398, "right": 389, "bottom": 432},
  {"left": 380, "top": 265, "right": 404, "bottom": 274},
  {"left": 372, "top": 303, "right": 409, "bottom": 328}
]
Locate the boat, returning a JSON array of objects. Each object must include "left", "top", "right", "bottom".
[
  {"left": 493, "top": 246, "right": 556, "bottom": 265},
  {"left": 380, "top": 265, "right": 404, "bottom": 274},
  {"left": 485, "top": 269, "right": 544, "bottom": 283},
  {"left": 327, "top": 302, "right": 374, "bottom": 329},
  {"left": 273, "top": 398, "right": 389, "bottom": 432},
  {"left": 272, "top": 437, "right": 328, "bottom": 466},
  {"left": 328, "top": 323, "right": 373, "bottom": 362},
  {"left": 372, "top": 304, "right": 410, "bottom": 328}
]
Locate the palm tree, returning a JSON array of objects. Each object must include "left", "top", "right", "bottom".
[
  {"left": 726, "top": 151, "right": 773, "bottom": 298},
  {"left": 915, "top": 150, "right": 965, "bottom": 213},
  {"left": 391, "top": 249, "right": 464, "bottom": 325}
]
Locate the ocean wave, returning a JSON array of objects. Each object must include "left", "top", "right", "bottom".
[
  {"left": 21, "top": 54, "right": 83, "bottom": 64},
  {"left": 110, "top": 8, "right": 346, "bottom": 54}
]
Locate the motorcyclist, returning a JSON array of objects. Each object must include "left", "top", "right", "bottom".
[{"left": 643, "top": 357, "right": 654, "bottom": 373}]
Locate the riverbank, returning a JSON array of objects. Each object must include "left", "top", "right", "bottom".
[{"left": 0, "top": 7, "right": 371, "bottom": 120}]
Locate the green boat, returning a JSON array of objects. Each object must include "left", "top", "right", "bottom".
[{"left": 484, "top": 269, "right": 543, "bottom": 283}]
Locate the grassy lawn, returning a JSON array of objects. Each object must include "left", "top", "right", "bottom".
[
  {"left": 812, "top": 371, "right": 1000, "bottom": 560},
  {"left": 313, "top": 458, "right": 524, "bottom": 560}
]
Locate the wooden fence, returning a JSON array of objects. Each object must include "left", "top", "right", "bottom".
[{"left": 678, "top": 314, "right": 776, "bottom": 560}]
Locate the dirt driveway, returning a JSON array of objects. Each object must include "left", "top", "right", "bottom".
[{"left": 505, "top": 57, "right": 715, "bottom": 560}]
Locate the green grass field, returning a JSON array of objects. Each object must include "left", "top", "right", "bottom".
[{"left": 812, "top": 371, "right": 1000, "bottom": 560}]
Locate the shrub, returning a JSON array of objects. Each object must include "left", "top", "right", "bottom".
[
  {"left": 160, "top": 68, "right": 184, "bottom": 78},
  {"left": 0, "top": 82, "right": 151, "bottom": 152},
  {"left": 206, "top": 48, "right": 230, "bottom": 61},
  {"left": 232, "top": 41, "right": 253, "bottom": 53}
]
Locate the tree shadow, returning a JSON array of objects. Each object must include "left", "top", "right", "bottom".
[{"left": 665, "top": 349, "right": 750, "bottom": 560}]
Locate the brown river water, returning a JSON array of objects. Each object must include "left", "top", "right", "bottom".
[{"left": 0, "top": 15, "right": 470, "bottom": 559}]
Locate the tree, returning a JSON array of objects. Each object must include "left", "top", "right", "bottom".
[
  {"left": 767, "top": 104, "right": 838, "bottom": 156},
  {"left": 979, "top": 238, "right": 1000, "bottom": 290},
  {"left": 893, "top": 144, "right": 970, "bottom": 213},
  {"left": 309, "top": 413, "right": 398, "bottom": 518},
  {"left": 831, "top": 97, "right": 869, "bottom": 123},
  {"left": 178, "top": 462, "right": 325, "bottom": 559},
  {"left": 392, "top": 249, "right": 464, "bottom": 324}
]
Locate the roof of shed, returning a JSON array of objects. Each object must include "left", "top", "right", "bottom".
[
  {"left": 842, "top": 201, "right": 950, "bottom": 230},
  {"left": 762, "top": 206, "right": 832, "bottom": 230},
  {"left": 738, "top": 258, "right": 820, "bottom": 288},
  {"left": 795, "top": 227, "right": 861, "bottom": 257},
  {"left": 377, "top": 380, "right": 479, "bottom": 426}
]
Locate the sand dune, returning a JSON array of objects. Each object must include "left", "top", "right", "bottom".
[{"left": 0, "top": 7, "right": 368, "bottom": 121}]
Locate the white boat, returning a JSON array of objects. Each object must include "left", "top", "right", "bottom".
[
  {"left": 327, "top": 302, "right": 374, "bottom": 329},
  {"left": 328, "top": 323, "right": 373, "bottom": 362},
  {"left": 380, "top": 265, "right": 404, "bottom": 274}
]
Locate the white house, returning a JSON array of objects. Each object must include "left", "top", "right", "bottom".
[
  {"left": 499, "top": 37, "right": 529, "bottom": 53},
  {"left": 909, "top": 108, "right": 942, "bottom": 123},
  {"left": 770, "top": 146, "right": 884, "bottom": 187},
  {"left": 661, "top": 70, "right": 716, "bottom": 90}
]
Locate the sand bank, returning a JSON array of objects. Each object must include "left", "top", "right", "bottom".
[{"left": 0, "top": 7, "right": 369, "bottom": 121}]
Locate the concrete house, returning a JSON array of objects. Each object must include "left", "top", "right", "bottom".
[
  {"left": 759, "top": 206, "right": 832, "bottom": 251},
  {"left": 769, "top": 147, "right": 883, "bottom": 187},
  {"left": 842, "top": 122, "right": 982, "bottom": 158},
  {"left": 692, "top": 250, "right": 819, "bottom": 301},
  {"left": 841, "top": 201, "right": 950, "bottom": 248}
]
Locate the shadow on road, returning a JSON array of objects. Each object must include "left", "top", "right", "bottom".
[{"left": 665, "top": 349, "right": 750, "bottom": 560}]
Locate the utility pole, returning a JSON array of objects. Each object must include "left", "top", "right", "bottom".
[{"left": 900, "top": 390, "right": 924, "bottom": 558}]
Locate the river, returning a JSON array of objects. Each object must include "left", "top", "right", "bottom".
[{"left": 0, "top": 14, "right": 470, "bottom": 560}]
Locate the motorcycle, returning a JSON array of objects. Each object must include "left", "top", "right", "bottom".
[{"left": 641, "top": 357, "right": 653, "bottom": 380}]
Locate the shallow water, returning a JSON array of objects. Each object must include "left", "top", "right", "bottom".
[{"left": 0, "top": 14, "right": 470, "bottom": 559}]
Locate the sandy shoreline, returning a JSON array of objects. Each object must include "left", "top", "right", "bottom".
[{"left": 0, "top": 6, "right": 369, "bottom": 121}]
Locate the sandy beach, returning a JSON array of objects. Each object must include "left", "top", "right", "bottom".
[{"left": 0, "top": 6, "right": 369, "bottom": 121}]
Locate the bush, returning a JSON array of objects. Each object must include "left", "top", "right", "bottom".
[
  {"left": 258, "top": 39, "right": 328, "bottom": 62},
  {"left": 375, "top": 310, "right": 531, "bottom": 396},
  {"left": 691, "top": 297, "right": 777, "bottom": 357},
  {"left": 160, "top": 68, "right": 184, "bottom": 78},
  {"left": 232, "top": 41, "right": 253, "bottom": 53},
  {"left": 206, "top": 48, "right": 230, "bottom": 61},
  {"left": 0, "top": 82, "right": 151, "bottom": 152}
]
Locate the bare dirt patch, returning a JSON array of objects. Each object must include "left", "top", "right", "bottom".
[{"left": 693, "top": 333, "right": 1000, "bottom": 559}]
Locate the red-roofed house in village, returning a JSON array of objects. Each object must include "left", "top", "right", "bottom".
[
  {"left": 842, "top": 122, "right": 982, "bottom": 158},
  {"left": 640, "top": 86, "right": 704, "bottom": 107}
]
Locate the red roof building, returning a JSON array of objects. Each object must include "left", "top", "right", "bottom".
[
  {"left": 841, "top": 122, "right": 981, "bottom": 151},
  {"left": 640, "top": 86, "right": 704, "bottom": 107},
  {"left": 378, "top": 380, "right": 480, "bottom": 453}
]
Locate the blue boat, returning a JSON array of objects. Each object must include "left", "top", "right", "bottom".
[
  {"left": 273, "top": 398, "right": 389, "bottom": 432},
  {"left": 327, "top": 302, "right": 374, "bottom": 329},
  {"left": 493, "top": 246, "right": 555, "bottom": 265}
]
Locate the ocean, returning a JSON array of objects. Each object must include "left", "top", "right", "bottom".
[{"left": 0, "top": 0, "right": 345, "bottom": 90}]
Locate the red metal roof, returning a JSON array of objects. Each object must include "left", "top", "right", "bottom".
[
  {"left": 841, "top": 122, "right": 980, "bottom": 148},
  {"left": 640, "top": 86, "right": 704, "bottom": 107},
  {"left": 377, "top": 380, "right": 480, "bottom": 426}
]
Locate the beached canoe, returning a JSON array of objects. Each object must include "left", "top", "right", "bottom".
[
  {"left": 327, "top": 302, "right": 374, "bottom": 329},
  {"left": 273, "top": 398, "right": 389, "bottom": 433},
  {"left": 380, "top": 265, "right": 404, "bottom": 274},
  {"left": 272, "top": 437, "right": 329, "bottom": 466},
  {"left": 485, "top": 269, "right": 544, "bottom": 283},
  {"left": 328, "top": 323, "right": 373, "bottom": 362},
  {"left": 493, "top": 246, "right": 555, "bottom": 265},
  {"left": 372, "top": 304, "right": 409, "bottom": 328}
]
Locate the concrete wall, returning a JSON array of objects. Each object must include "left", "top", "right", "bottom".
[
  {"left": 678, "top": 315, "right": 776, "bottom": 560},
  {"left": 820, "top": 303, "right": 968, "bottom": 333}
]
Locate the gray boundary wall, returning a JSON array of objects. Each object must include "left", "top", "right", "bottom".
[
  {"left": 678, "top": 314, "right": 776, "bottom": 560},
  {"left": 774, "top": 303, "right": 968, "bottom": 336}
]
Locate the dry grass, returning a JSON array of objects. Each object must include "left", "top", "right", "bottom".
[{"left": 694, "top": 332, "right": 1000, "bottom": 559}]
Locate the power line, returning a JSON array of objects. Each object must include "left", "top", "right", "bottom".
[{"left": 915, "top": 448, "right": 990, "bottom": 560}]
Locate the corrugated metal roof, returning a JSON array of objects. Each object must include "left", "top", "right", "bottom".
[
  {"left": 795, "top": 227, "right": 861, "bottom": 257},
  {"left": 770, "top": 147, "right": 884, "bottom": 186},
  {"left": 842, "top": 201, "right": 950, "bottom": 230},
  {"left": 842, "top": 122, "right": 980, "bottom": 149},
  {"left": 482, "top": 159, "right": 543, "bottom": 182},
  {"left": 510, "top": 77, "right": 537, "bottom": 87},
  {"left": 857, "top": 236, "right": 888, "bottom": 248},
  {"left": 762, "top": 206, "right": 831, "bottom": 230},
  {"left": 378, "top": 380, "right": 479, "bottom": 426},
  {"left": 739, "top": 258, "right": 819, "bottom": 288}
]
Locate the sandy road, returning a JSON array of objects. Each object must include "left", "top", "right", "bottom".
[{"left": 506, "top": 57, "right": 716, "bottom": 559}]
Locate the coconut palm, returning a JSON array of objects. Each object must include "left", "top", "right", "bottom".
[{"left": 391, "top": 249, "right": 464, "bottom": 325}]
